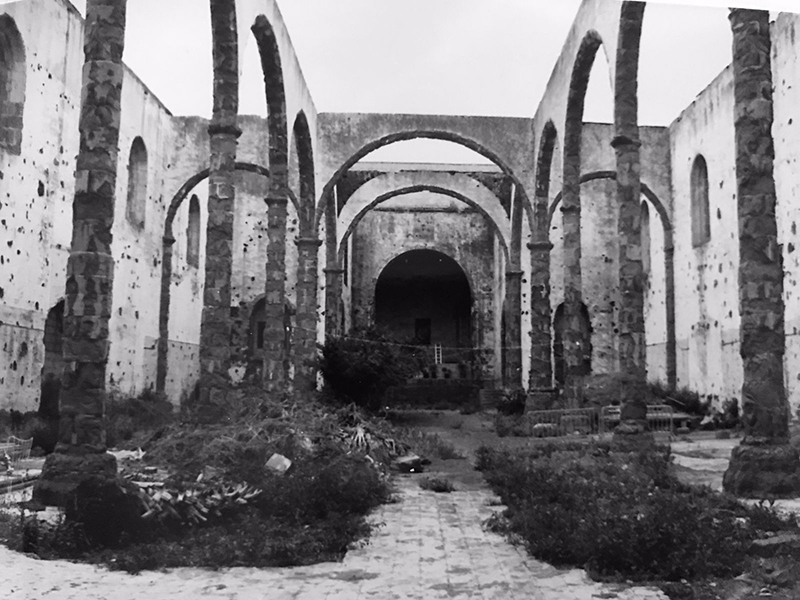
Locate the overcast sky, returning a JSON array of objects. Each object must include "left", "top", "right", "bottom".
[{"left": 63, "top": 0, "right": 791, "bottom": 163}]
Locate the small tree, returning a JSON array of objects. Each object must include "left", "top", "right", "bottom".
[{"left": 319, "top": 327, "right": 421, "bottom": 411}]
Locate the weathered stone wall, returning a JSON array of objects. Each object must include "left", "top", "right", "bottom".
[
  {"left": 350, "top": 197, "right": 501, "bottom": 384},
  {"left": 0, "top": 0, "right": 317, "bottom": 410},
  {"left": 548, "top": 122, "right": 671, "bottom": 382}
]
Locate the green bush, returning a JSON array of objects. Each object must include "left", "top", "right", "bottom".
[
  {"left": 320, "top": 327, "right": 422, "bottom": 411},
  {"left": 476, "top": 443, "right": 799, "bottom": 582}
]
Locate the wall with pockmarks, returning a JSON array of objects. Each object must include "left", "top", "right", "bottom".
[{"left": 669, "top": 65, "right": 740, "bottom": 409}]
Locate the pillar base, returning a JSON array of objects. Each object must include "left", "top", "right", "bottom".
[
  {"left": 723, "top": 438, "right": 800, "bottom": 499},
  {"left": 525, "top": 388, "right": 557, "bottom": 411},
  {"left": 33, "top": 451, "right": 117, "bottom": 508}
]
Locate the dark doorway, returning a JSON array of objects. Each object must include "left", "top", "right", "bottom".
[
  {"left": 553, "top": 302, "right": 593, "bottom": 388},
  {"left": 375, "top": 249, "right": 472, "bottom": 363}
]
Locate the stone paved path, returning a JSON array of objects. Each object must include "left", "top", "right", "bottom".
[{"left": 2, "top": 475, "right": 667, "bottom": 600}]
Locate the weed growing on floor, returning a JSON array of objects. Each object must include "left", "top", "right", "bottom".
[
  {"left": 395, "top": 429, "right": 463, "bottom": 460},
  {"left": 475, "top": 442, "right": 800, "bottom": 582}
]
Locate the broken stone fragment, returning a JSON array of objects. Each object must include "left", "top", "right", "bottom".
[
  {"left": 395, "top": 453, "right": 430, "bottom": 473},
  {"left": 265, "top": 453, "right": 292, "bottom": 474}
]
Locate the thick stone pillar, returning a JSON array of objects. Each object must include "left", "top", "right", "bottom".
[
  {"left": 612, "top": 133, "right": 649, "bottom": 437},
  {"left": 527, "top": 240, "right": 555, "bottom": 409},
  {"left": 263, "top": 196, "right": 288, "bottom": 392},
  {"left": 664, "top": 243, "right": 677, "bottom": 389},
  {"left": 33, "top": 0, "right": 127, "bottom": 506},
  {"left": 503, "top": 270, "right": 523, "bottom": 389},
  {"left": 156, "top": 234, "right": 175, "bottom": 393},
  {"left": 561, "top": 197, "right": 584, "bottom": 407},
  {"left": 195, "top": 0, "right": 240, "bottom": 415},
  {"left": 293, "top": 237, "right": 322, "bottom": 394},
  {"left": 324, "top": 267, "right": 344, "bottom": 337},
  {"left": 723, "top": 9, "right": 800, "bottom": 497}
]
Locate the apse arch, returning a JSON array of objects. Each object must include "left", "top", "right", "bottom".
[
  {"left": 337, "top": 185, "right": 510, "bottom": 266},
  {"left": 374, "top": 249, "right": 473, "bottom": 352}
]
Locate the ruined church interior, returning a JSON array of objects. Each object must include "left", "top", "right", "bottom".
[{"left": 1, "top": 0, "right": 800, "bottom": 497}]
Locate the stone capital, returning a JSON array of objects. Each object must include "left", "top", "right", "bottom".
[
  {"left": 505, "top": 270, "right": 524, "bottom": 279},
  {"left": 324, "top": 267, "right": 345, "bottom": 275},
  {"left": 163, "top": 234, "right": 176, "bottom": 245},
  {"left": 296, "top": 237, "right": 323, "bottom": 247},
  {"left": 527, "top": 241, "right": 554, "bottom": 251},
  {"left": 610, "top": 134, "right": 642, "bottom": 149},
  {"left": 207, "top": 122, "right": 242, "bottom": 138},
  {"left": 560, "top": 205, "right": 581, "bottom": 214},
  {"left": 265, "top": 196, "right": 289, "bottom": 207}
]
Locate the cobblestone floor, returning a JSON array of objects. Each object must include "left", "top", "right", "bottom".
[{"left": 1, "top": 475, "right": 668, "bottom": 600}]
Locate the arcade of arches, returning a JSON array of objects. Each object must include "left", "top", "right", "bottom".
[{"left": 0, "top": 0, "right": 797, "bottom": 500}]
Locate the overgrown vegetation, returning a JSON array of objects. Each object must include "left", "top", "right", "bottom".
[
  {"left": 476, "top": 441, "right": 799, "bottom": 582},
  {"left": 1, "top": 387, "right": 419, "bottom": 572},
  {"left": 319, "top": 327, "right": 423, "bottom": 411}
]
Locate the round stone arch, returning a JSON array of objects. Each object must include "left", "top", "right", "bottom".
[
  {"left": 290, "top": 110, "right": 315, "bottom": 235},
  {"left": 336, "top": 172, "right": 512, "bottom": 258},
  {"left": 547, "top": 170, "right": 677, "bottom": 389},
  {"left": 156, "top": 162, "right": 283, "bottom": 393},
  {"left": 317, "top": 130, "right": 531, "bottom": 339},
  {"left": 314, "top": 130, "right": 534, "bottom": 262},
  {"left": 251, "top": 14, "right": 288, "bottom": 194},
  {"left": 337, "top": 185, "right": 510, "bottom": 267}
]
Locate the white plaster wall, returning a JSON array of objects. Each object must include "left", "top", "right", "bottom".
[
  {"left": 772, "top": 12, "right": 800, "bottom": 418},
  {"left": 669, "top": 65, "right": 741, "bottom": 408},
  {"left": 107, "top": 70, "right": 177, "bottom": 396},
  {"left": 0, "top": 0, "right": 81, "bottom": 410}
]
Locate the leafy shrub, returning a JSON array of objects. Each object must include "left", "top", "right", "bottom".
[
  {"left": 476, "top": 443, "right": 798, "bottom": 582},
  {"left": 319, "top": 327, "right": 422, "bottom": 411},
  {"left": 648, "top": 381, "right": 708, "bottom": 416},
  {"left": 394, "top": 429, "right": 463, "bottom": 459}
]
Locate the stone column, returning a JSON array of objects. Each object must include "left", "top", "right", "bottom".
[
  {"left": 263, "top": 196, "right": 288, "bottom": 392},
  {"left": 612, "top": 133, "right": 649, "bottom": 437},
  {"left": 33, "top": 0, "right": 127, "bottom": 507},
  {"left": 324, "top": 267, "right": 344, "bottom": 337},
  {"left": 293, "top": 237, "right": 322, "bottom": 394},
  {"left": 503, "top": 270, "right": 523, "bottom": 389},
  {"left": 664, "top": 243, "right": 677, "bottom": 389},
  {"left": 723, "top": 9, "right": 800, "bottom": 497},
  {"left": 560, "top": 195, "right": 584, "bottom": 407},
  {"left": 156, "top": 234, "right": 175, "bottom": 394},
  {"left": 527, "top": 240, "right": 555, "bottom": 410},
  {"left": 196, "top": 0, "right": 240, "bottom": 415}
]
